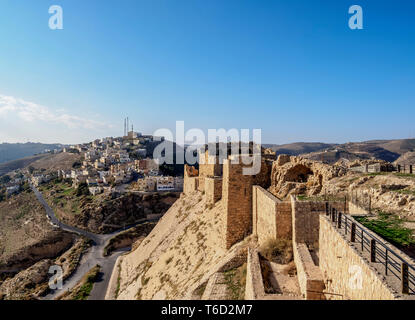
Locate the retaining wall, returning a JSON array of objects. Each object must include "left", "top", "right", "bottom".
[
  {"left": 252, "top": 186, "right": 291, "bottom": 246},
  {"left": 293, "top": 243, "right": 325, "bottom": 300},
  {"left": 319, "top": 215, "right": 399, "bottom": 300}
]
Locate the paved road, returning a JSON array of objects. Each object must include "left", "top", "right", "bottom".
[{"left": 31, "top": 184, "right": 158, "bottom": 300}]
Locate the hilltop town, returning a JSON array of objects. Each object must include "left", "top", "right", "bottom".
[{"left": 1, "top": 128, "right": 183, "bottom": 203}]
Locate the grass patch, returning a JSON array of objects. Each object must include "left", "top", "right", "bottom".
[
  {"left": 73, "top": 265, "right": 101, "bottom": 300},
  {"left": 296, "top": 194, "right": 346, "bottom": 202},
  {"left": 223, "top": 263, "right": 247, "bottom": 300},
  {"left": 394, "top": 189, "right": 415, "bottom": 196},
  {"left": 15, "top": 205, "right": 31, "bottom": 220},
  {"left": 355, "top": 211, "right": 415, "bottom": 247},
  {"left": 366, "top": 172, "right": 388, "bottom": 177},
  {"left": 57, "top": 264, "right": 101, "bottom": 300}
]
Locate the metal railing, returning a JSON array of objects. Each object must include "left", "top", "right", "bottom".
[{"left": 325, "top": 202, "right": 415, "bottom": 295}]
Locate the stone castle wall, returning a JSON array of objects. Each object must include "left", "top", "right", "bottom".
[
  {"left": 205, "top": 177, "right": 223, "bottom": 205},
  {"left": 183, "top": 164, "right": 199, "bottom": 194},
  {"left": 291, "top": 198, "right": 325, "bottom": 246},
  {"left": 198, "top": 151, "right": 222, "bottom": 192},
  {"left": 222, "top": 157, "right": 254, "bottom": 249},
  {"left": 293, "top": 243, "right": 325, "bottom": 300},
  {"left": 252, "top": 186, "right": 292, "bottom": 246},
  {"left": 245, "top": 248, "right": 264, "bottom": 300},
  {"left": 183, "top": 176, "right": 199, "bottom": 194},
  {"left": 319, "top": 215, "right": 399, "bottom": 300}
]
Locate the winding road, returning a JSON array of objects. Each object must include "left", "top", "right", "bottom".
[{"left": 31, "top": 184, "right": 158, "bottom": 300}]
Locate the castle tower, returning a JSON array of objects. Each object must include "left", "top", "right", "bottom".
[
  {"left": 222, "top": 155, "right": 254, "bottom": 249},
  {"left": 197, "top": 149, "right": 222, "bottom": 192}
]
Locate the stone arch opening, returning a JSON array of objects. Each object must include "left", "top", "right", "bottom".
[{"left": 285, "top": 164, "right": 314, "bottom": 183}]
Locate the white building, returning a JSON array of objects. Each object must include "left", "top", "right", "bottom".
[
  {"left": 157, "top": 176, "right": 175, "bottom": 191},
  {"left": 6, "top": 185, "right": 20, "bottom": 195}
]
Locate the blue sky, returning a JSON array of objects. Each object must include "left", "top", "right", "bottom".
[{"left": 0, "top": 0, "right": 414, "bottom": 144}]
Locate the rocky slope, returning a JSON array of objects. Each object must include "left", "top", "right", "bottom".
[
  {"left": 0, "top": 259, "right": 53, "bottom": 300},
  {"left": 323, "top": 172, "right": 415, "bottom": 219},
  {"left": 115, "top": 191, "right": 252, "bottom": 300},
  {"left": 0, "top": 191, "right": 74, "bottom": 272}
]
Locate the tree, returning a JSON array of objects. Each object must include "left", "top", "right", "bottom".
[
  {"left": 21, "top": 181, "right": 31, "bottom": 193},
  {"left": 72, "top": 161, "right": 82, "bottom": 169},
  {"left": 0, "top": 175, "right": 11, "bottom": 184},
  {"left": 76, "top": 182, "right": 90, "bottom": 196}
]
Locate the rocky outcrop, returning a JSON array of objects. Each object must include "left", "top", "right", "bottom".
[
  {"left": 269, "top": 155, "right": 347, "bottom": 199},
  {"left": 58, "top": 192, "right": 179, "bottom": 234},
  {"left": 0, "top": 232, "right": 74, "bottom": 272},
  {"left": 0, "top": 259, "right": 53, "bottom": 300}
]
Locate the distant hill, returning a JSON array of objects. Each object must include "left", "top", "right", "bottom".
[
  {"left": 264, "top": 139, "right": 415, "bottom": 164},
  {"left": 263, "top": 142, "right": 337, "bottom": 156},
  {"left": 0, "top": 154, "right": 48, "bottom": 176},
  {"left": 0, "top": 142, "right": 65, "bottom": 164},
  {"left": 394, "top": 151, "right": 415, "bottom": 165}
]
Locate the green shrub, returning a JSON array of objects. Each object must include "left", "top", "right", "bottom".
[
  {"left": 76, "top": 182, "right": 90, "bottom": 197},
  {"left": 259, "top": 238, "right": 293, "bottom": 264}
]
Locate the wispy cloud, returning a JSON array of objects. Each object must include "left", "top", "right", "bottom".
[{"left": 0, "top": 94, "right": 113, "bottom": 130}]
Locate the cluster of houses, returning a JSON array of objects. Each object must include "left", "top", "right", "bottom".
[
  {"left": 31, "top": 174, "right": 53, "bottom": 187},
  {"left": 56, "top": 132, "right": 182, "bottom": 195},
  {"left": 0, "top": 173, "right": 25, "bottom": 198}
]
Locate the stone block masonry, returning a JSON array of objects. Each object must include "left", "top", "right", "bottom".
[
  {"left": 319, "top": 215, "right": 399, "bottom": 300},
  {"left": 252, "top": 186, "right": 292, "bottom": 246},
  {"left": 290, "top": 199, "right": 347, "bottom": 245},
  {"left": 198, "top": 150, "right": 222, "bottom": 192},
  {"left": 183, "top": 164, "right": 199, "bottom": 194},
  {"left": 245, "top": 248, "right": 266, "bottom": 300},
  {"left": 293, "top": 243, "right": 325, "bottom": 300},
  {"left": 245, "top": 248, "right": 302, "bottom": 300},
  {"left": 291, "top": 197, "right": 325, "bottom": 246},
  {"left": 183, "top": 176, "right": 198, "bottom": 194},
  {"left": 222, "top": 157, "right": 254, "bottom": 249},
  {"left": 205, "top": 176, "right": 222, "bottom": 205}
]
